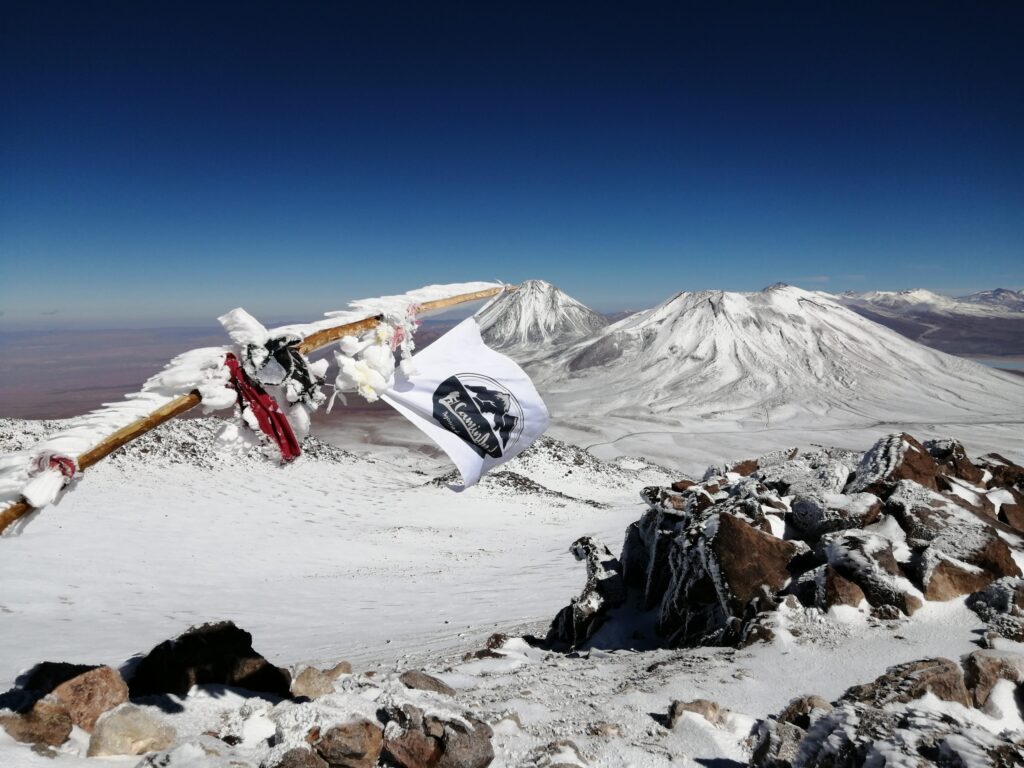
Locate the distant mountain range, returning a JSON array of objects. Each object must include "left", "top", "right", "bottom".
[
  {"left": 837, "top": 287, "right": 1024, "bottom": 317},
  {"left": 476, "top": 281, "right": 1024, "bottom": 427},
  {"left": 834, "top": 288, "right": 1024, "bottom": 356}
]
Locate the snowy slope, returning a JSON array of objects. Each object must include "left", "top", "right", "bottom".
[
  {"left": 474, "top": 280, "right": 606, "bottom": 352},
  {"left": 528, "top": 284, "right": 1024, "bottom": 427}
]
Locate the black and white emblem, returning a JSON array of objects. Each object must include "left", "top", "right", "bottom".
[{"left": 432, "top": 374, "right": 524, "bottom": 458}]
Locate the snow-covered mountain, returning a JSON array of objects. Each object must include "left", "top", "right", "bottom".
[
  {"left": 838, "top": 287, "right": 1023, "bottom": 317},
  {"left": 959, "top": 287, "right": 1024, "bottom": 312},
  {"left": 474, "top": 279, "right": 606, "bottom": 350},
  {"left": 532, "top": 284, "right": 1024, "bottom": 425}
]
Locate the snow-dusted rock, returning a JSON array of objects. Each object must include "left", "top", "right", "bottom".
[
  {"left": 87, "top": 703, "right": 176, "bottom": 757},
  {"left": 962, "top": 649, "right": 1024, "bottom": 708},
  {"left": 847, "top": 433, "right": 941, "bottom": 495},
  {"left": 547, "top": 537, "right": 625, "bottom": 649},
  {"left": 381, "top": 703, "right": 494, "bottom": 768},
  {"left": 399, "top": 670, "right": 457, "bottom": 698},
  {"left": 967, "top": 577, "right": 1024, "bottom": 641}
]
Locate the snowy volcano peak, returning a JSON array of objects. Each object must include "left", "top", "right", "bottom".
[
  {"left": 475, "top": 279, "right": 607, "bottom": 348},
  {"left": 959, "top": 287, "right": 1024, "bottom": 311}
]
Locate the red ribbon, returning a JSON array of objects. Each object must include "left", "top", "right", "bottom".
[{"left": 224, "top": 353, "right": 301, "bottom": 463}]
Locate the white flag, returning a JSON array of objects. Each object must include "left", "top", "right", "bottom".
[{"left": 382, "top": 318, "right": 550, "bottom": 488}]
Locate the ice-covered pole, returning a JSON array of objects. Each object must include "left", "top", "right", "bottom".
[{"left": 0, "top": 284, "right": 510, "bottom": 536}]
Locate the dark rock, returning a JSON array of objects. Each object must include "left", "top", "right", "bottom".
[
  {"left": 23, "top": 662, "right": 99, "bottom": 693},
  {"left": 399, "top": 670, "right": 456, "bottom": 697},
  {"left": 271, "top": 748, "right": 329, "bottom": 768},
  {"left": 127, "top": 621, "right": 292, "bottom": 699},
  {"left": 824, "top": 530, "right": 922, "bottom": 616},
  {"left": 750, "top": 718, "right": 805, "bottom": 768},
  {"left": 546, "top": 537, "right": 625, "bottom": 649},
  {"left": 924, "top": 438, "right": 986, "bottom": 485},
  {"left": 314, "top": 718, "right": 383, "bottom": 768},
  {"left": 967, "top": 577, "right": 1024, "bottom": 641}
]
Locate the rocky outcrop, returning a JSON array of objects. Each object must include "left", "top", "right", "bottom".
[
  {"left": 549, "top": 434, "right": 1024, "bottom": 650},
  {"left": 128, "top": 620, "right": 292, "bottom": 699},
  {"left": 751, "top": 655, "right": 1024, "bottom": 768},
  {"left": 546, "top": 537, "right": 625, "bottom": 649}
]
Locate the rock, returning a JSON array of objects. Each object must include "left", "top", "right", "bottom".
[
  {"left": 962, "top": 649, "right": 1024, "bottom": 707},
  {"left": 525, "top": 739, "right": 587, "bottom": 767},
  {"left": 776, "top": 695, "right": 832, "bottom": 730},
  {"left": 382, "top": 704, "right": 493, "bottom": 768},
  {"left": 668, "top": 698, "right": 722, "bottom": 726},
  {"left": 887, "top": 480, "right": 1021, "bottom": 583},
  {"left": 270, "top": 747, "right": 329, "bottom": 768},
  {"left": 729, "top": 458, "right": 759, "bottom": 476},
  {"left": 819, "top": 566, "right": 866, "bottom": 609},
  {"left": 841, "top": 657, "right": 971, "bottom": 708},
  {"left": 750, "top": 718, "right": 805, "bottom": 768},
  {"left": 128, "top": 620, "right": 292, "bottom": 699},
  {"left": 824, "top": 530, "right": 922, "bottom": 616},
  {"left": 399, "top": 670, "right": 456, "bottom": 697},
  {"left": 49, "top": 665, "right": 128, "bottom": 732},
  {"left": 920, "top": 552, "right": 996, "bottom": 601},
  {"left": 791, "top": 494, "right": 880, "bottom": 539},
  {"left": 22, "top": 661, "right": 99, "bottom": 692},
  {"left": 0, "top": 696, "right": 72, "bottom": 747},
  {"left": 847, "top": 433, "right": 941, "bottom": 495},
  {"left": 977, "top": 452, "right": 1024, "bottom": 489},
  {"left": 924, "top": 438, "right": 986, "bottom": 485},
  {"left": 87, "top": 704, "right": 176, "bottom": 757},
  {"left": 587, "top": 721, "right": 621, "bottom": 737},
  {"left": 291, "top": 666, "right": 334, "bottom": 699},
  {"left": 711, "top": 513, "right": 797, "bottom": 613},
  {"left": 670, "top": 479, "right": 696, "bottom": 492},
  {"left": 966, "top": 577, "right": 1024, "bottom": 641},
  {"left": 546, "top": 537, "right": 625, "bottom": 648},
  {"left": 313, "top": 718, "right": 383, "bottom": 768},
  {"left": 325, "top": 661, "right": 353, "bottom": 679}
]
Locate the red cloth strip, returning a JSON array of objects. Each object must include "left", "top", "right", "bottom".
[{"left": 224, "top": 353, "right": 301, "bottom": 463}]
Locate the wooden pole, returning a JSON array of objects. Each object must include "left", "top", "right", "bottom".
[{"left": 0, "top": 284, "right": 509, "bottom": 535}]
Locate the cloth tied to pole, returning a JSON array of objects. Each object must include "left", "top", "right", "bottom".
[
  {"left": 224, "top": 352, "right": 302, "bottom": 463},
  {"left": 22, "top": 453, "right": 78, "bottom": 508}
]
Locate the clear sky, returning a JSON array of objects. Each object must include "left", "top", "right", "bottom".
[{"left": 2, "top": 1, "right": 1022, "bottom": 327}]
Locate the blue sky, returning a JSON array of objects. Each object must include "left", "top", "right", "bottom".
[{"left": 2, "top": 1, "right": 1022, "bottom": 327}]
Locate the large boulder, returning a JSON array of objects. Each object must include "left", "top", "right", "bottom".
[
  {"left": 49, "top": 665, "right": 128, "bottom": 732},
  {"left": 962, "top": 649, "right": 1024, "bottom": 708},
  {"left": 128, "top": 621, "right": 292, "bottom": 699},
  {"left": 847, "top": 433, "right": 941, "bottom": 496},
  {"left": 87, "top": 704, "right": 176, "bottom": 757}
]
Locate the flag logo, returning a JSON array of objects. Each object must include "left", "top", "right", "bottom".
[{"left": 432, "top": 374, "right": 524, "bottom": 458}]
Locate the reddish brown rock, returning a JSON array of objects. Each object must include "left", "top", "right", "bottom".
[
  {"left": 671, "top": 479, "right": 696, "bottom": 492},
  {"left": 925, "top": 439, "right": 985, "bottom": 485},
  {"left": 977, "top": 453, "right": 1024, "bottom": 489},
  {"left": 0, "top": 696, "right": 72, "bottom": 747},
  {"left": 848, "top": 433, "right": 941, "bottom": 495},
  {"left": 271, "top": 748, "right": 329, "bottom": 768},
  {"left": 842, "top": 658, "right": 971, "bottom": 708},
  {"left": 821, "top": 566, "right": 866, "bottom": 609},
  {"left": 314, "top": 718, "right": 383, "bottom": 768},
  {"left": 712, "top": 513, "right": 797, "bottom": 612},
  {"left": 49, "top": 665, "right": 128, "bottom": 732},
  {"left": 1003, "top": 503, "right": 1024, "bottom": 533},
  {"left": 962, "top": 649, "right": 1024, "bottom": 707},
  {"left": 922, "top": 556, "right": 996, "bottom": 601},
  {"left": 730, "top": 459, "right": 759, "bottom": 477}
]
